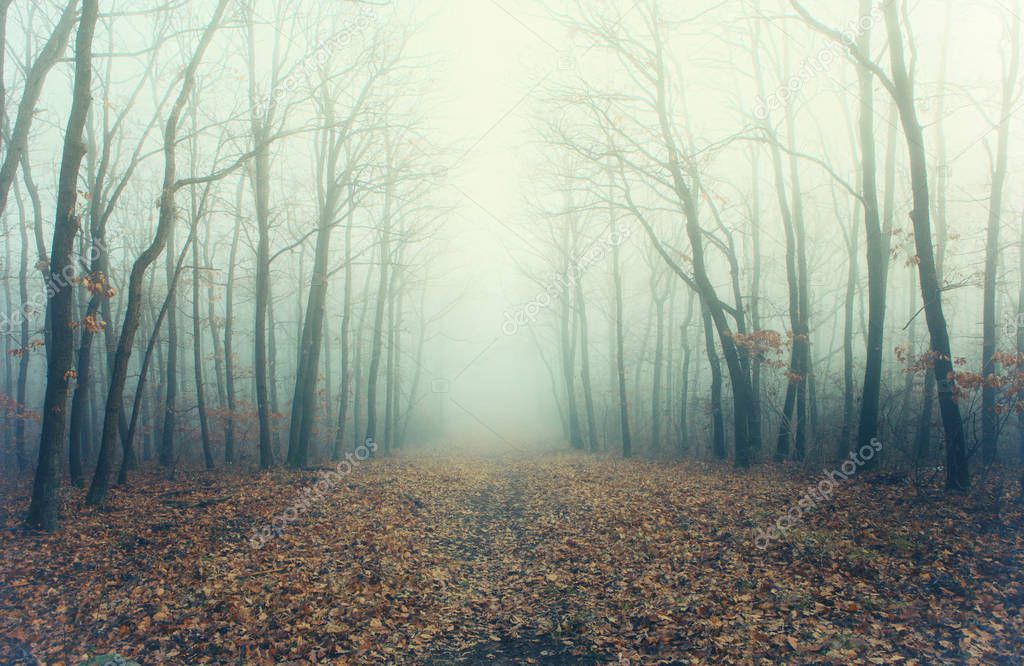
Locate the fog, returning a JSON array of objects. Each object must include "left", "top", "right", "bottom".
[
  {"left": 3, "top": 0, "right": 1023, "bottom": 478},
  {"left": 5, "top": 2, "right": 1024, "bottom": 662}
]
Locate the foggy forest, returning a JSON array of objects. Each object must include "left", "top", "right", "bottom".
[{"left": 1, "top": 0, "right": 1024, "bottom": 663}]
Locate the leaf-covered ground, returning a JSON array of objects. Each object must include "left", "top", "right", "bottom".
[{"left": 1, "top": 454, "right": 1022, "bottom": 664}]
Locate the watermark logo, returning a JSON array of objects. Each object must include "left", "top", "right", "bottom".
[
  {"left": 0, "top": 239, "right": 110, "bottom": 335},
  {"left": 248, "top": 3, "right": 389, "bottom": 120},
  {"left": 754, "top": 438, "right": 882, "bottom": 550},
  {"left": 501, "top": 223, "right": 633, "bottom": 336},
  {"left": 754, "top": 4, "right": 882, "bottom": 120},
  {"left": 1002, "top": 312, "right": 1024, "bottom": 341},
  {"left": 249, "top": 437, "right": 378, "bottom": 549}
]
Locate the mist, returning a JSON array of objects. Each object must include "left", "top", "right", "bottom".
[{"left": 2, "top": 0, "right": 1024, "bottom": 663}]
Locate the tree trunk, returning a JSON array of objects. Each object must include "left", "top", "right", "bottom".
[
  {"left": 86, "top": 0, "right": 230, "bottom": 506},
  {"left": 27, "top": 0, "right": 99, "bottom": 530},
  {"left": 123, "top": 237, "right": 192, "bottom": 483},
  {"left": 191, "top": 217, "right": 214, "bottom": 469},
  {"left": 365, "top": 156, "right": 394, "bottom": 449},
  {"left": 981, "top": 8, "right": 1019, "bottom": 465},
  {"left": 14, "top": 182, "right": 31, "bottom": 472},
  {"left": 575, "top": 277, "right": 598, "bottom": 452},
  {"left": 159, "top": 221, "right": 179, "bottom": 468},
  {"left": 881, "top": 0, "right": 969, "bottom": 490},
  {"left": 841, "top": 201, "right": 859, "bottom": 457},
  {"left": 332, "top": 183, "right": 356, "bottom": 459},
  {"left": 650, "top": 273, "right": 668, "bottom": 453},
  {"left": 702, "top": 302, "right": 726, "bottom": 460},
  {"left": 611, "top": 183, "right": 631, "bottom": 458},
  {"left": 223, "top": 185, "right": 241, "bottom": 463},
  {"left": 251, "top": 140, "right": 274, "bottom": 469},
  {"left": 855, "top": 0, "right": 888, "bottom": 459}
]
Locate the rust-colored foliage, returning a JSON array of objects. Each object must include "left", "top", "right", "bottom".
[{"left": 1, "top": 458, "right": 1021, "bottom": 664}]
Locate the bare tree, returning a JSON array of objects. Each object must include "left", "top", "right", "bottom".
[
  {"left": 981, "top": 3, "right": 1021, "bottom": 464},
  {"left": 87, "top": 0, "right": 235, "bottom": 506},
  {"left": 26, "top": 0, "right": 99, "bottom": 531}
]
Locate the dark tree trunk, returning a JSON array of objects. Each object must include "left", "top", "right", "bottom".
[
  {"left": 27, "top": 0, "right": 99, "bottom": 531},
  {"left": 611, "top": 184, "right": 632, "bottom": 459},
  {"left": 841, "top": 203, "right": 859, "bottom": 456},
  {"left": 646, "top": 21, "right": 753, "bottom": 466},
  {"left": 854, "top": 0, "right": 887, "bottom": 458},
  {"left": 159, "top": 222, "right": 179, "bottom": 468},
  {"left": 365, "top": 160, "right": 394, "bottom": 449},
  {"left": 678, "top": 293, "right": 696, "bottom": 454},
  {"left": 575, "top": 277, "right": 598, "bottom": 452},
  {"left": 981, "top": 10, "right": 1019, "bottom": 465},
  {"left": 333, "top": 183, "right": 356, "bottom": 459},
  {"left": 191, "top": 218, "right": 214, "bottom": 469},
  {"left": 123, "top": 238, "right": 192, "bottom": 483},
  {"left": 223, "top": 185, "right": 241, "bottom": 463},
  {"left": 14, "top": 183, "right": 31, "bottom": 472},
  {"left": 702, "top": 302, "right": 726, "bottom": 460},
  {"left": 650, "top": 273, "right": 668, "bottom": 453},
  {"left": 251, "top": 138, "right": 274, "bottom": 469},
  {"left": 881, "top": 0, "right": 969, "bottom": 490},
  {"left": 1017, "top": 216, "right": 1024, "bottom": 464},
  {"left": 86, "top": 0, "right": 230, "bottom": 505}
]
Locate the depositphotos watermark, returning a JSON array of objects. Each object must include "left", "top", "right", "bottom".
[
  {"left": 0, "top": 240, "right": 109, "bottom": 334},
  {"left": 249, "top": 437, "right": 378, "bottom": 549},
  {"left": 754, "top": 4, "right": 882, "bottom": 120},
  {"left": 754, "top": 437, "right": 882, "bottom": 550},
  {"left": 501, "top": 223, "right": 634, "bottom": 336},
  {"left": 1002, "top": 312, "right": 1024, "bottom": 341},
  {"left": 248, "top": 2, "right": 388, "bottom": 119}
]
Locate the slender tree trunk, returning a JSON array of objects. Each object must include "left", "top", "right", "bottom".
[
  {"left": 390, "top": 265, "right": 405, "bottom": 450},
  {"left": 383, "top": 265, "right": 399, "bottom": 454},
  {"left": 251, "top": 145, "right": 274, "bottom": 469},
  {"left": 787, "top": 111, "right": 811, "bottom": 462},
  {"left": 203, "top": 220, "right": 226, "bottom": 413},
  {"left": 769, "top": 138, "right": 800, "bottom": 462},
  {"left": 287, "top": 118, "right": 349, "bottom": 467},
  {"left": 223, "top": 186, "right": 241, "bottom": 463},
  {"left": 159, "top": 222, "right": 179, "bottom": 468},
  {"left": 353, "top": 265, "right": 374, "bottom": 451},
  {"left": 1017, "top": 216, "right": 1024, "bottom": 465},
  {"left": 333, "top": 184, "right": 356, "bottom": 459},
  {"left": 27, "top": 0, "right": 99, "bottom": 530},
  {"left": 650, "top": 274, "right": 667, "bottom": 453},
  {"left": 841, "top": 204, "right": 859, "bottom": 456},
  {"left": 575, "top": 278, "right": 598, "bottom": 452},
  {"left": 87, "top": 0, "right": 230, "bottom": 505},
  {"left": 748, "top": 146, "right": 763, "bottom": 457},
  {"left": 14, "top": 183, "right": 31, "bottom": 472},
  {"left": 365, "top": 157, "right": 394, "bottom": 449},
  {"left": 124, "top": 237, "right": 192, "bottom": 483},
  {"left": 981, "top": 7, "right": 1019, "bottom": 465},
  {"left": 191, "top": 219, "right": 214, "bottom": 469},
  {"left": 702, "top": 302, "right": 726, "bottom": 460},
  {"left": 2, "top": 210, "right": 13, "bottom": 461},
  {"left": 559, "top": 219, "right": 583, "bottom": 450},
  {"left": 678, "top": 293, "right": 696, "bottom": 454},
  {"left": 286, "top": 219, "right": 334, "bottom": 467},
  {"left": 882, "top": 0, "right": 969, "bottom": 490},
  {"left": 855, "top": 0, "right": 888, "bottom": 459},
  {"left": 611, "top": 183, "right": 631, "bottom": 458}
]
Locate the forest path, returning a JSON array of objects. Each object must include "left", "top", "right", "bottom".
[
  {"left": 4, "top": 455, "right": 1020, "bottom": 664},
  {"left": 414, "top": 460, "right": 606, "bottom": 664}
]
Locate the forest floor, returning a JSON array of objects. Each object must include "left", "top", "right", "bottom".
[{"left": 0, "top": 453, "right": 1022, "bottom": 665}]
